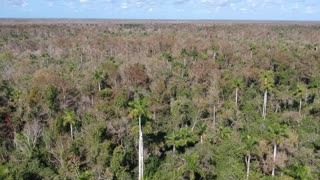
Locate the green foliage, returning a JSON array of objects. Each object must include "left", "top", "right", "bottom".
[
  {"left": 63, "top": 110, "right": 77, "bottom": 127},
  {"left": 259, "top": 70, "right": 275, "bottom": 91},
  {"left": 285, "top": 164, "right": 314, "bottom": 180},
  {"left": 129, "top": 95, "right": 149, "bottom": 119},
  {"left": 98, "top": 88, "right": 113, "bottom": 98},
  {"left": 178, "top": 152, "right": 204, "bottom": 180},
  {"left": 46, "top": 84, "right": 58, "bottom": 111},
  {"left": 0, "top": 165, "right": 9, "bottom": 179},
  {"left": 161, "top": 51, "right": 174, "bottom": 62},
  {"left": 166, "top": 128, "right": 198, "bottom": 152},
  {"left": 110, "top": 146, "right": 131, "bottom": 179}
]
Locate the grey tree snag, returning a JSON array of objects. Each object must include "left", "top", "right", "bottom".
[{"left": 138, "top": 115, "right": 144, "bottom": 180}]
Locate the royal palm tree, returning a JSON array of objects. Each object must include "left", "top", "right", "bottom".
[
  {"left": 259, "top": 70, "right": 275, "bottom": 120},
  {"left": 63, "top": 110, "right": 77, "bottom": 140},
  {"left": 241, "top": 134, "right": 257, "bottom": 180},
  {"left": 268, "top": 122, "right": 288, "bottom": 177},
  {"left": 94, "top": 70, "right": 104, "bottom": 91},
  {"left": 129, "top": 95, "right": 149, "bottom": 180},
  {"left": 178, "top": 152, "right": 204, "bottom": 180},
  {"left": 294, "top": 83, "right": 307, "bottom": 116},
  {"left": 232, "top": 77, "right": 245, "bottom": 109},
  {"left": 166, "top": 128, "right": 197, "bottom": 153}
]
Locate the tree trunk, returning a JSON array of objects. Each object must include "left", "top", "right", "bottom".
[
  {"left": 245, "top": 154, "right": 251, "bottom": 180},
  {"left": 173, "top": 144, "right": 176, "bottom": 153},
  {"left": 200, "top": 135, "right": 203, "bottom": 144},
  {"left": 263, "top": 90, "right": 267, "bottom": 120},
  {"left": 91, "top": 95, "right": 94, "bottom": 106},
  {"left": 190, "top": 171, "right": 195, "bottom": 180},
  {"left": 235, "top": 87, "right": 238, "bottom": 108},
  {"left": 272, "top": 143, "right": 277, "bottom": 177},
  {"left": 98, "top": 82, "right": 101, "bottom": 91},
  {"left": 299, "top": 98, "right": 302, "bottom": 116},
  {"left": 70, "top": 124, "right": 73, "bottom": 140},
  {"left": 138, "top": 116, "right": 144, "bottom": 180}
]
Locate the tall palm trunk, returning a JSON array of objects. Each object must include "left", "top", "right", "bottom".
[
  {"left": 235, "top": 87, "right": 238, "bottom": 108},
  {"left": 190, "top": 171, "right": 195, "bottom": 180},
  {"left": 70, "top": 124, "right": 73, "bottom": 140},
  {"left": 262, "top": 90, "right": 267, "bottom": 120},
  {"left": 272, "top": 143, "right": 277, "bottom": 177},
  {"left": 212, "top": 105, "right": 216, "bottom": 129},
  {"left": 138, "top": 115, "right": 144, "bottom": 180},
  {"left": 245, "top": 154, "right": 251, "bottom": 180},
  {"left": 299, "top": 98, "right": 302, "bottom": 116}
]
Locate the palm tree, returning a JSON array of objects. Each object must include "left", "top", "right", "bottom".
[
  {"left": 249, "top": 44, "right": 256, "bottom": 58},
  {"left": 232, "top": 77, "right": 245, "bottom": 109},
  {"left": 63, "top": 110, "right": 77, "bottom": 140},
  {"left": 166, "top": 128, "right": 197, "bottom": 153},
  {"left": 129, "top": 96, "right": 149, "bottom": 180},
  {"left": 166, "top": 131, "right": 179, "bottom": 153},
  {"left": 162, "top": 51, "right": 174, "bottom": 71},
  {"left": 178, "top": 152, "right": 204, "bottom": 180},
  {"left": 268, "top": 122, "right": 288, "bottom": 177},
  {"left": 294, "top": 83, "right": 307, "bottom": 116},
  {"left": 94, "top": 71, "right": 104, "bottom": 91},
  {"left": 259, "top": 70, "right": 274, "bottom": 120},
  {"left": 192, "top": 122, "right": 207, "bottom": 144},
  {"left": 241, "top": 134, "right": 257, "bottom": 180}
]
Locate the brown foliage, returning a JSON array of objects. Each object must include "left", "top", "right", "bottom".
[{"left": 121, "top": 63, "right": 150, "bottom": 88}]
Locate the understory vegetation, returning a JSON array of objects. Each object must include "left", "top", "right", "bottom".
[{"left": 0, "top": 22, "right": 320, "bottom": 179}]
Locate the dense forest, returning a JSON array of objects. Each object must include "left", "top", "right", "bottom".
[{"left": 0, "top": 21, "right": 320, "bottom": 179}]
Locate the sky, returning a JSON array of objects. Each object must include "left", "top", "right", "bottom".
[{"left": 0, "top": 0, "right": 320, "bottom": 20}]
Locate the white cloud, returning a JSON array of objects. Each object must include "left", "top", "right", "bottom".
[
  {"left": 121, "top": 2, "right": 128, "bottom": 8},
  {"left": 239, "top": 8, "right": 248, "bottom": 11},
  {"left": 304, "top": 6, "right": 316, "bottom": 14},
  {"left": 8, "top": 0, "right": 28, "bottom": 7}
]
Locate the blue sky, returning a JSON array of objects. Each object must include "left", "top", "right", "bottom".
[{"left": 0, "top": 0, "right": 320, "bottom": 20}]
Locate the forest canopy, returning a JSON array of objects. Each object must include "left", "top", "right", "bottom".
[{"left": 0, "top": 22, "right": 320, "bottom": 179}]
